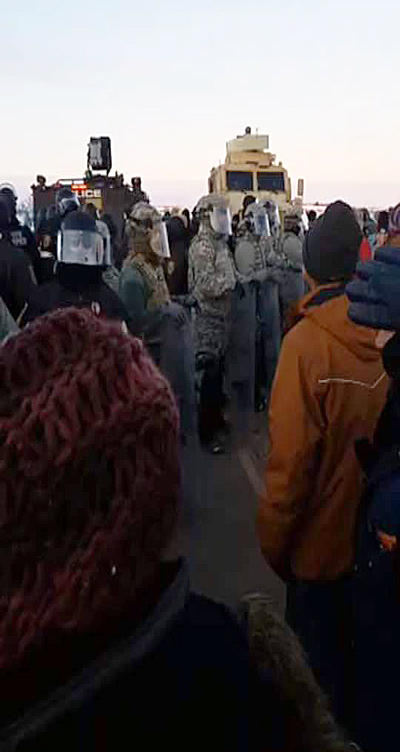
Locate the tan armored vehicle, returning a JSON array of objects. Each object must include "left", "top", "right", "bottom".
[{"left": 209, "top": 127, "right": 303, "bottom": 216}]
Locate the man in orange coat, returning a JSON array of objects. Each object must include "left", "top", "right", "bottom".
[{"left": 258, "top": 201, "right": 388, "bottom": 729}]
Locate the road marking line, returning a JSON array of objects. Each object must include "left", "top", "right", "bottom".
[{"left": 238, "top": 448, "right": 265, "bottom": 497}]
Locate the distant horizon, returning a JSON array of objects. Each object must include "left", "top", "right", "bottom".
[{"left": 7, "top": 171, "right": 398, "bottom": 212}]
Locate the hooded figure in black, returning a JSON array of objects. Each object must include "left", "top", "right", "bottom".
[
  {"left": 23, "top": 211, "right": 132, "bottom": 331},
  {"left": 0, "top": 200, "right": 37, "bottom": 321},
  {"left": 165, "top": 215, "right": 189, "bottom": 296}
]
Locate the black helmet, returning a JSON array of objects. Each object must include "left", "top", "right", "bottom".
[
  {"left": 57, "top": 187, "right": 80, "bottom": 218},
  {"left": 57, "top": 210, "right": 106, "bottom": 267}
]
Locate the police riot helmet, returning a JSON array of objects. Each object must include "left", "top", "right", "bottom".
[
  {"left": 57, "top": 187, "right": 80, "bottom": 218},
  {"left": 284, "top": 212, "right": 302, "bottom": 234},
  {"left": 244, "top": 202, "right": 270, "bottom": 238},
  {"left": 57, "top": 211, "right": 107, "bottom": 267},
  {"left": 130, "top": 202, "right": 170, "bottom": 259},
  {"left": 195, "top": 195, "right": 232, "bottom": 237},
  {"left": 96, "top": 220, "right": 112, "bottom": 266}
]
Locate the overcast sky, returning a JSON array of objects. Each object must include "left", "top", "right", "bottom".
[{"left": 1, "top": 0, "right": 399, "bottom": 207}]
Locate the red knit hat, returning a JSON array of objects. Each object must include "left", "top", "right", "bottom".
[{"left": 0, "top": 308, "right": 180, "bottom": 668}]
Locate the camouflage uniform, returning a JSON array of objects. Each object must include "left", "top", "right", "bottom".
[
  {"left": 189, "top": 229, "right": 236, "bottom": 359},
  {"left": 278, "top": 229, "right": 305, "bottom": 319},
  {"left": 235, "top": 217, "right": 286, "bottom": 408},
  {"left": 119, "top": 203, "right": 170, "bottom": 334}
]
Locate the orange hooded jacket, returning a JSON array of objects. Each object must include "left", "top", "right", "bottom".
[{"left": 258, "top": 287, "right": 388, "bottom": 582}]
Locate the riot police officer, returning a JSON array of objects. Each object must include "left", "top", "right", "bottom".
[
  {"left": 23, "top": 211, "right": 130, "bottom": 330},
  {"left": 0, "top": 183, "right": 40, "bottom": 281},
  {"left": 189, "top": 195, "right": 236, "bottom": 452},
  {"left": 237, "top": 202, "right": 285, "bottom": 411}
]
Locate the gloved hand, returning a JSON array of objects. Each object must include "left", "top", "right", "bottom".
[{"left": 347, "top": 247, "right": 400, "bottom": 330}]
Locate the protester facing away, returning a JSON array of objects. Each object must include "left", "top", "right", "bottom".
[
  {"left": 258, "top": 200, "right": 388, "bottom": 729},
  {"left": 0, "top": 183, "right": 41, "bottom": 281},
  {"left": 189, "top": 194, "right": 236, "bottom": 452},
  {"left": 346, "top": 202, "right": 400, "bottom": 752},
  {"left": 165, "top": 213, "right": 189, "bottom": 296},
  {"left": 0, "top": 308, "right": 284, "bottom": 752},
  {"left": 23, "top": 211, "right": 131, "bottom": 331},
  {"left": 0, "top": 200, "right": 36, "bottom": 321},
  {"left": 307, "top": 209, "right": 317, "bottom": 228},
  {"left": 377, "top": 209, "right": 389, "bottom": 247}
]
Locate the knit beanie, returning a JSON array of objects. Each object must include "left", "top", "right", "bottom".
[
  {"left": 303, "top": 201, "right": 362, "bottom": 284},
  {"left": 0, "top": 308, "right": 180, "bottom": 669}
]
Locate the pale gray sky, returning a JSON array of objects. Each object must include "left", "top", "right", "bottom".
[{"left": 1, "top": 0, "right": 399, "bottom": 207}]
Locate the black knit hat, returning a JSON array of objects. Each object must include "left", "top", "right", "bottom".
[{"left": 303, "top": 201, "right": 362, "bottom": 284}]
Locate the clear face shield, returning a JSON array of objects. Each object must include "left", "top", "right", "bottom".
[
  {"left": 210, "top": 206, "right": 232, "bottom": 237},
  {"left": 301, "top": 211, "right": 309, "bottom": 235},
  {"left": 265, "top": 202, "right": 281, "bottom": 236},
  {"left": 57, "top": 227, "right": 105, "bottom": 266},
  {"left": 149, "top": 220, "right": 171, "bottom": 259},
  {"left": 96, "top": 220, "right": 112, "bottom": 266},
  {"left": 246, "top": 206, "right": 270, "bottom": 238}
]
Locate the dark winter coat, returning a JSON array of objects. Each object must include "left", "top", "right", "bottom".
[
  {"left": 165, "top": 216, "right": 189, "bottom": 295},
  {"left": 0, "top": 237, "right": 36, "bottom": 320},
  {"left": 353, "top": 369, "right": 400, "bottom": 752},
  {"left": 0, "top": 560, "right": 284, "bottom": 751},
  {"left": 23, "top": 264, "right": 132, "bottom": 331},
  {"left": 9, "top": 219, "right": 41, "bottom": 282}
]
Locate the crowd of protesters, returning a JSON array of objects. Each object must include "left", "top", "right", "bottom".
[{"left": 0, "top": 177, "right": 398, "bottom": 750}]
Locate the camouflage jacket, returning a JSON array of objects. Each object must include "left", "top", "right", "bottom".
[{"left": 188, "top": 231, "right": 236, "bottom": 319}]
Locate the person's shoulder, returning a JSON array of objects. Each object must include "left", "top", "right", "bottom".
[
  {"left": 174, "top": 594, "right": 249, "bottom": 662},
  {"left": 100, "top": 281, "right": 128, "bottom": 314}
]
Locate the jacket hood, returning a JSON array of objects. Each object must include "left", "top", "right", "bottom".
[
  {"left": 0, "top": 559, "right": 189, "bottom": 751},
  {"left": 298, "top": 285, "right": 381, "bottom": 362}
]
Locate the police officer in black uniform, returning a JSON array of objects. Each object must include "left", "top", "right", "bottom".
[
  {"left": 23, "top": 211, "right": 133, "bottom": 330},
  {"left": 0, "top": 184, "right": 41, "bottom": 281},
  {"left": 0, "top": 199, "right": 37, "bottom": 321}
]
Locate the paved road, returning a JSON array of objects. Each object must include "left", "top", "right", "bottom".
[{"left": 166, "top": 415, "right": 285, "bottom": 614}]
